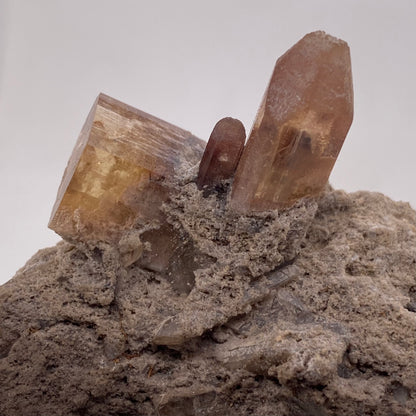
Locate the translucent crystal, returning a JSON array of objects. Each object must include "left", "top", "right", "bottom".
[
  {"left": 230, "top": 31, "right": 354, "bottom": 211},
  {"left": 197, "top": 117, "right": 245, "bottom": 189},
  {"left": 49, "top": 93, "right": 204, "bottom": 243}
]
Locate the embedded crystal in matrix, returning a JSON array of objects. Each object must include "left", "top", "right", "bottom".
[
  {"left": 49, "top": 93, "right": 204, "bottom": 243},
  {"left": 197, "top": 117, "right": 245, "bottom": 189}
]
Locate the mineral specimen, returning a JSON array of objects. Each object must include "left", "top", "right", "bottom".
[
  {"left": 196, "top": 117, "right": 245, "bottom": 189},
  {"left": 230, "top": 31, "right": 354, "bottom": 211},
  {"left": 48, "top": 93, "right": 205, "bottom": 244},
  {"left": 2, "top": 31, "right": 416, "bottom": 416}
]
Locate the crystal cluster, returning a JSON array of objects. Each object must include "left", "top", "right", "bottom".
[{"left": 49, "top": 31, "right": 353, "bottom": 276}]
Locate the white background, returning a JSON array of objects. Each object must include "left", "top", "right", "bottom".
[{"left": 1, "top": 0, "right": 415, "bottom": 284}]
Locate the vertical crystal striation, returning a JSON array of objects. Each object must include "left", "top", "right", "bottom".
[
  {"left": 49, "top": 93, "right": 205, "bottom": 243},
  {"left": 230, "top": 31, "right": 354, "bottom": 211},
  {"left": 197, "top": 117, "right": 245, "bottom": 189}
]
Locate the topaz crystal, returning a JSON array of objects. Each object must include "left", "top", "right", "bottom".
[
  {"left": 197, "top": 117, "right": 245, "bottom": 189},
  {"left": 49, "top": 93, "right": 204, "bottom": 244},
  {"left": 230, "top": 31, "right": 354, "bottom": 211}
]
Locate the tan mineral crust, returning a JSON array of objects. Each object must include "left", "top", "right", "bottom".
[
  {"left": 1, "top": 31, "right": 415, "bottom": 416},
  {"left": 0, "top": 181, "right": 415, "bottom": 415}
]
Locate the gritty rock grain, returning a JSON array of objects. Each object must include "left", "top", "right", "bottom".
[{"left": 0, "top": 187, "right": 415, "bottom": 416}]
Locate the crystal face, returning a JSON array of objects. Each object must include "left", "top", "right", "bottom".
[
  {"left": 197, "top": 117, "right": 245, "bottom": 189},
  {"left": 49, "top": 93, "right": 205, "bottom": 243},
  {"left": 230, "top": 31, "right": 354, "bottom": 211}
]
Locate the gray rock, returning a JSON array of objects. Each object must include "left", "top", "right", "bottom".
[{"left": 1, "top": 188, "right": 415, "bottom": 415}]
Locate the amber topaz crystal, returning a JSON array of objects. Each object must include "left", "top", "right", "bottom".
[
  {"left": 197, "top": 117, "right": 245, "bottom": 189},
  {"left": 230, "top": 31, "right": 354, "bottom": 211},
  {"left": 49, "top": 94, "right": 204, "bottom": 243}
]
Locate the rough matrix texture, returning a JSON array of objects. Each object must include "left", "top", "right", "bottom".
[{"left": 0, "top": 183, "right": 415, "bottom": 416}]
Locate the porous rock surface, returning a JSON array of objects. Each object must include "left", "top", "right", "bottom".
[{"left": 0, "top": 185, "right": 415, "bottom": 416}]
